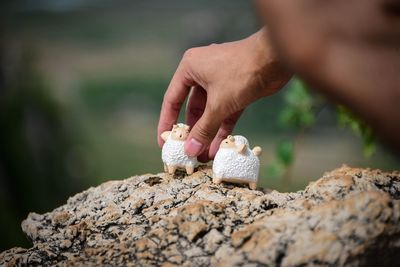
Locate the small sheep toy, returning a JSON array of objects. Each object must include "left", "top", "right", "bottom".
[
  {"left": 161, "top": 123, "right": 198, "bottom": 175},
  {"left": 213, "top": 135, "right": 262, "bottom": 190}
]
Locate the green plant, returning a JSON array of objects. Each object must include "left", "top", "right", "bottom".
[
  {"left": 336, "top": 105, "right": 375, "bottom": 157},
  {"left": 267, "top": 77, "right": 376, "bottom": 188},
  {"left": 279, "top": 79, "right": 315, "bottom": 129}
]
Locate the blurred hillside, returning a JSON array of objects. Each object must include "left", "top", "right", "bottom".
[{"left": 0, "top": 0, "right": 399, "bottom": 251}]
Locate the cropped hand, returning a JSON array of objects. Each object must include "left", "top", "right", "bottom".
[{"left": 157, "top": 28, "right": 292, "bottom": 162}]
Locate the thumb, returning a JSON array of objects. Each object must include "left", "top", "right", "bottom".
[{"left": 185, "top": 106, "right": 224, "bottom": 157}]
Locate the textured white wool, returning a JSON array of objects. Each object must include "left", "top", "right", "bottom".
[
  {"left": 213, "top": 139, "right": 260, "bottom": 182},
  {"left": 162, "top": 135, "right": 198, "bottom": 168},
  {"left": 232, "top": 135, "right": 249, "bottom": 146},
  {"left": 176, "top": 123, "right": 187, "bottom": 128}
]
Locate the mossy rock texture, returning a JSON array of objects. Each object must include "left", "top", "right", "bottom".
[{"left": 1, "top": 165, "right": 400, "bottom": 266}]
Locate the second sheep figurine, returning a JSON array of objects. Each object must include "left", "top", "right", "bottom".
[
  {"left": 161, "top": 123, "right": 198, "bottom": 175},
  {"left": 212, "top": 135, "right": 262, "bottom": 190}
]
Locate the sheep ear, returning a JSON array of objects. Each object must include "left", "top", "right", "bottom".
[
  {"left": 172, "top": 124, "right": 178, "bottom": 130},
  {"left": 237, "top": 144, "right": 246, "bottom": 154},
  {"left": 161, "top": 131, "right": 171, "bottom": 141},
  {"left": 184, "top": 125, "right": 190, "bottom": 130}
]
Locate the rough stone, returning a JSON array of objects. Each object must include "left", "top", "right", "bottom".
[{"left": 1, "top": 165, "right": 400, "bottom": 266}]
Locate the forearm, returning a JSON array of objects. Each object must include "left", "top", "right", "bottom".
[{"left": 257, "top": 0, "right": 400, "bottom": 152}]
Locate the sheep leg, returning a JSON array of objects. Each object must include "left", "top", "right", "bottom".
[
  {"left": 167, "top": 165, "right": 177, "bottom": 174},
  {"left": 249, "top": 182, "right": 257, "bottom": 190},
  {"left": 185, "top": 166, "right": 194, "bottom": 175},
  {"left": 213, "top": 177, "right": 222, "bottom": 185},
  {"left": 163, "top": 164, "right": 168, "bottom": 172}
]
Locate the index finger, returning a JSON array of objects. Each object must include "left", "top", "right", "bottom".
[{"left": 157, "top": 63, "right": 193, "bottom": 147}]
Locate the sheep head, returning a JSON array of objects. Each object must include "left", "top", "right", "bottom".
[
  {"left": 170, "top": 123, "right": 190, "bottom": 141},
  {"left": 220, "top": 135, "right": 247, "bottom": 154}
]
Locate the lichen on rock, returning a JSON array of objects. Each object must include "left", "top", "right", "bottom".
[{"left": 1, "top": 165, "right": 400, "bottom": 266}]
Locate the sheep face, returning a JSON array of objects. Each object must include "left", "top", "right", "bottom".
[
  {"left": 220, "top": 135, "right": 236, "bottom": 149},
  {"left": 220, "top": 135, "right": 247, "bottom": 154},
  {"left": 170, "top": 124, "right": 190, "bottom": 141}
]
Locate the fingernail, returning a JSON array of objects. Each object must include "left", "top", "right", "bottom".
[{"left": 185, "top": 138, "right": 204, "bottom": 157}]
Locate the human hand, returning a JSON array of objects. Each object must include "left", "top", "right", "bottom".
[{"left": 157, "top": 28, "right": 292, "bottom": 162}]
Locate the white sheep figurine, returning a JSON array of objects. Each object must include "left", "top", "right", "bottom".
[
  {"left": 161, "top": 123, "right": 198, "bottom": 175},
  {"left": 213, "top": 135, "right": 262, "bottom": 190}
]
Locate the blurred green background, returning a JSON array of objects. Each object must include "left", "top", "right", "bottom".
[{"left": 0, "top": 0, "right": 399, "bottom": 251}]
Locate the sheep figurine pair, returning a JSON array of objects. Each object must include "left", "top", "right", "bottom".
[{"left": 161, "top": 123, "right": 262, "bottom": 190}]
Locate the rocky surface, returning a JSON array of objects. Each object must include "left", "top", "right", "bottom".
[{"left": 1, "top": 165, "right": 400, "bottom": 266}]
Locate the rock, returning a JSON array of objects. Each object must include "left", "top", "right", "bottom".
[
  {"left": 204, "top": 229, "right": 224, "bottom": 253},
  {"left": 1, "top": 165, "right": 400, "bottom": 266}
]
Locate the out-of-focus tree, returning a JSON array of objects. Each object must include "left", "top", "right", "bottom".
[{"left": 0, "top": 46, "right": 87, "bottom": 250}]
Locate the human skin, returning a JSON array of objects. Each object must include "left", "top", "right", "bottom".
[
  {"left": 157, "top": 28, "right": 292, "bottom": 162},
  {"left": 158, "top": 0, "right": 400, "bottom": 159},
  {"left": 256, "top": 0, "right": 400, "bottom": 152}
]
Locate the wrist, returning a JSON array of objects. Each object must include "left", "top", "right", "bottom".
[
  {"left": 246, "top": 27, "right": 293, "bottom": 95},
  {"left": 247, "top": 27, "right": 275, "bottom": 63}
]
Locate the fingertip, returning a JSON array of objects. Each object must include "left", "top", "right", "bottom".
[
  {"left": 184, "top": 137, "right": 205, "bottom": 157},
  {"left": 157, "top": 126, "right": 167, "bottom": 148},
  {"left": 208, "top": 145, "right": 218, "bottom": 160},
  {"left": 198, "top": 149, "right": 210, "bottom": 163},
  {"left": 186, "top": 107, "right": 224, "bottom": 154}
]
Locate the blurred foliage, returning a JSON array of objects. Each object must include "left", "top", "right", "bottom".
[
  {"left": 336, "top": 105, "right": 376, "bottom": 157},
  {"left": 279, "top": 79, "right": 315, "bottom": 128},
  {"left": 0, "top": 47, "right": 87, "bottom": 251},
  {"left": 276, "top": 141, "right": 294, "bottom": 167},
  {"left": 266, "top": 141, "right": 294, "bottom": 179},
  {"left": 80, "top": 76, "right": 167, "bottom": 113},
  {"left": 266, "top": 79, "right": 317, "bottom": 182},
  {"left": 267, "top": 78, "right": 377, "bottom": 186}
]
